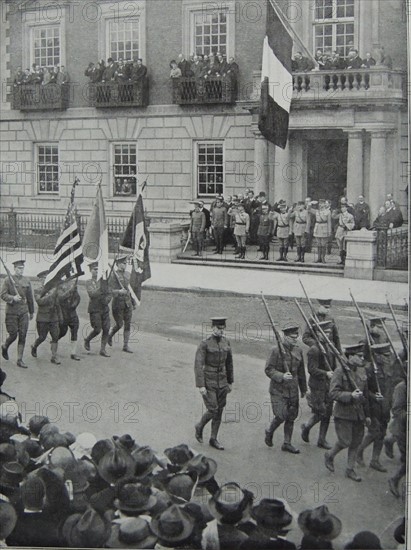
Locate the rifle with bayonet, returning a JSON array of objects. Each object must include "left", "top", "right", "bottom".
[
  {"left": 294, "top": 299, "right": 332, "bottom": 371},
  {"left": 261, "top": 292, "right": 290, "bottom": 373},
  {"left": 386, "top": 296, "right": 409, "bottom": 356}
]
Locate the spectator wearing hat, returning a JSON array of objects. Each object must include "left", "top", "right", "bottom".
[
  {"left": 57, "top": 278, "right": 81, "bottom": 361},
  {"left": 302, "top": 299, "right": 342, "bottom": 353},
  {"left": 31, "top": 270, "right": 62, "bottom": 365},
  {"left": 0, "top": 502, "right": 17, "bottom": 546},
  {"left": 84, "top": 262, "right": 112, "bottom": 357},
  {"left": 344, "top": 530, "right": 382, "bottom": 549},
  {"left": 257, "top": 204, "right": 273, "bottom": 260},
  {"left": 313, "top": 200, "right": 332, "bottom": 263},
  {"left": 334, "top": 203, "right": 355, "bottom": 265},
  {"left": 271, "top": 201, "right": 291, "bottom": 262},
  {"left": 240, "top": 498, "right": 296, "bottom": 549},
  {"left": 108, "top": 255, "right": 135, "bottom": 353},
  {"left": 302, "top": 321, "right": 336, "bottom": 450},
  {"left": 353, "top": 195, "right": 370, "bottom": 229},
  {"left": 298, "top": 505, "right": 341, "bottom": 550},
  {"left": 289, "top": 201, "right": 309, "bottom": 262},
  {"left": 1, "top": 260, "right": 34, "bottom": 369},
  {"left": 150, "top": 503, "right": 196, "bottom": 548},
  {"left": 210, "top": 197, "right": 227, "bottom": 255},
  {"left": 387, "top": 378, "right": 407, "bottom": 497},
  {"left": 264, "top": 323, "right": 307, "bottom": 454},
  {"left": 356, "top": 341, "right": 402, "bottom": 472},
  {"left": 113, "top": 480, "right": 158, "bottom": 517},
  {"left": 106, "top": 516, "right": 157, "bottom": 548},
  {"left": 384, "top": 198, "right": 403, "bottom": 228},
  {"left": 62, "top": 508, "right": 111, "bottom": 548},
  {"left": 325, "top": 343, "right": 371, "bottom": 482},
  {"left": 190, "top": 202, "right": 206, "bottom": 256},
  {"left": 194, "top": 317, "right": 233, "bottom": 451}
]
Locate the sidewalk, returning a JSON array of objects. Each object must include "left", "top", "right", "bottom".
[{"left": 0, "top": 249, "right": 408, "bottom": 307}]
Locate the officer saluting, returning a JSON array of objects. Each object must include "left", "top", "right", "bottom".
[
  {"left": 194, "top": 317, "right": 233, "bottom": 451},
  {"left": 108, "top": 255, "right": 135, "bottom": 353},
  {"left": 1, "top": 260, "right": 34, "bottom": 368}
]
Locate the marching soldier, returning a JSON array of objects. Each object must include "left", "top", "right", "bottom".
[
  {"left": 257, "top": 204, "right": 273, "bottom": 260},
  {"left": 84, "top": 262, "right": 112, "bottom": 357},
  {"left": 387, "top": 377, "right": 407, "bottom": 497},
  {"left": 31, "top": 271, "right": 62, "bottom": 365},
  {"left": 1, "top": 260, "right": 34, "bottom": 368},
  {"left": 313, "top": 199, "right": 332, "bottom": 264},
  {"left": 356, "top": 342, "right": 403, "bottom": 472},
  {"left": 325, "top": 343, "right": 371, "bottom": 482},
  {"left": 301, "top": 321, "right": 336, "bottom": 449},
  {"left": 334, "top": 203, "right": 355, "bottom": 265},
  {"left": 302, "top": 298, "right": 342, "bottom": 352},
  {"left": 367, "top": 317, "right": 389, "bottom": 345},
  {"left": 271, "top": 201, "right": 291, "bottom": 262},
  {"left": 194, "top": 317, "right": 234, "bottom": 451},
  {"left": 108, "top": 255, "right": 135, "bottom": 353},
  {"left": 264, "top": 323, "right": 307, "bottom": 454},
  {"left": 290, "top": 201, "right": 309, "bottom": 263},
  {"left": 57, "top": 279, "right": 81, "bottom": 361}
]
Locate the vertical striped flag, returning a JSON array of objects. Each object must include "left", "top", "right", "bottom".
[
  {"left": 43, "top": 178, "right": 84, "bottom": 293},
  {"left": 82, "top": 181, "right": 109, "bottom": 280},
  {"left": 258, "top": 0, "right": 293, "bottom": 149}
]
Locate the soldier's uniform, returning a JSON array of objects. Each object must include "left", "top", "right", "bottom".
[
  {"left": 58, "top": 281, "right": 81, "bottom": 361},
  {"left": 367, "top": 317, "right": 389, "bottom": 345},
  {"left": 257, "top": 208, "right": 273, "bottom": 260},
  {"left": 290, "top": 203, "right": 308, "bottom": 262},
  {"left": 313, "top": 202, "right": 332, "bottom": 263},
  {"left": 334, "top": 208, "right": 355, "bottom": 265},
  {"left": 357, "top": 342, "right": 403, "bottom": 471},
  {"left": 190, "top": 205, "right": 206, "bottom": 256},
  {"left": 325, "top": 343, "right": 371, "bottom": 482},
  {"left": 32, "top": 270, "right": 62, "bottom": 365},
  {"left": 271, "top": 204, "right": 291, "bottom": 261},
  {"left": 84, "top": 262, "right": 112, "bottom": 357},
  {"left": 302, "top": 299, "right": 342, "bottom": 352},
  {"left": 1, "top": 260, "right": 34, "bottom": 368},
  {"left": 194, "top": 317, "right": 233, "bottom": 450},
  {"left": 301, "top": 321, "right": 336, "bottom": 449},
  {"left": 388, "top": 379, "right": 407, "bottom": 497},
  {"left": 108, "top": 256, "right": 134, "bottom": 353},
  {"left": 265, "top": 323, "right": 307, "bottom": 454}
]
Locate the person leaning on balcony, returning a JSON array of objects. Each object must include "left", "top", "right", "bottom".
[
  {"left": 292, "top": 52, "right": 315, "bottom": 72},
  {"left": 372, "top": 206, "right": 389, "bottom": 229},
  {"left": 42, "top": 67, "right": 54, "bottom": 86},
  {"left": 191, "top": 55, "right": 203, "bottom": 79},
  {"left": 217, "top": 53, "right": 228, "bottom": 75},
  {"left": 190, "top": 201, "right": 206, "bottom": 257},
  {"left": 130, "top": 58, "right": 147, "bottom": 81},
  {"left": 169, "top": 60, "right": 182, "bottom": 79},
  {"left": 346, "top": 49, "right": 363, "bottom": 69},
  {"left": 114, "top": 60, "right": 127, "bottom": 82},
  {"left": 30, "top": 65, "right": 43, "bottom": 84},
  {"left": 384, "top": 199, "right": 403, "bottom": 228},
  {"left": 362, "top": 52, "right": 376, "bottom": 69},
  {"left": 313, "top": 199, "right": 332, "bottom": 264},
  {"left": 353, "top": 195, "right": 371, "bottom": 229},
  {"left": 330, "top": 50, "right": 346, "bottom": 70},
  {"left": 102, "top": 58, "right": 117, "bottom": 82},
  {"left": 378, "top": 46, "right": 393, "bottom": 69},
  {"left": 56, "top": 65, "right": 70, "bottom": 85},
  {"left": 314, "top": 48, "right": 325, "bottom": 69},
  {"left": 13, "top": 66, "right": 25, "bottom": 86},
  {"left": 177, "top": 53, "right": 191, "bottom": 77}
]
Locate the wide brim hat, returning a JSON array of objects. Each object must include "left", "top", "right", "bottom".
[
  {"left": 0, "top": 461, "right": 25, "bottom": 489},
  {"left": 185, "top": 454, "right": 217, "bottom": 483},
  {"left": 106, "top": 518, "right": 158, "bottom": 549},
  {"left": 114, "top": 482, "right": 157, "bottom": 513},
  {"left": 298, "top": 505, "right": 342, "bottom": 540},
  {"left": 150, "top": 504, "right": 195, "bottom": 543},
  {"left": 131, "top": 446, "right": 156, "bottom": 479},
  {"left": 164, "top": 444, "right": 194, "bottom": 466},
  {"left": 62, "top": 509, "right": 111, "bottom": 548},
  {"left": 252, "top": 498, "right": 293, "bottom": 530},
  {"left": 0, "top": 502, "right": 17, "bottom": 539},
  {"left": 344, "top": 530, "right": 382, "bottom": 549},
  {"left": 208, "top": 482, "right": 252, "bottom": 522},
  {"left": 98, "top": 446, "right": 136, "bottom": 485}
]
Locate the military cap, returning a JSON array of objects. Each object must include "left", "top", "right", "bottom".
[
  {"left": 317, "top": 298, "right": 332, "bottom": 306},
  {"left": 115, "top": 254, "right": 129, "bottom": 264},
  {"left": 211, "top": 317, "right": 226, "bottom": 327},
  {"left": 371, "top": 343, "right": 391, "bottom": 354},
  {"left": 37, "top": 270, "right": 48, "bottom": 279},
  {"left": 88, "top": 262, "right": 98, "bottom": 270},
  {"left": 367, "top": 316, "right": 386, "bottom": 325},
  {"left": 344, "top": 343, "right": 364, "bottom": 355},
  {"left": 12, "top": 260, "right": 25, "bottom": 267},
  {"left": 282, "top": 322, "right": 300, "bottom": 334},
  {"left": 314, "top": 320, "right": 333, "bottom": 331}
]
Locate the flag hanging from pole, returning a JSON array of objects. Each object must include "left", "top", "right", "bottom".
[
  {"left": 43, "top": 178, "right": 84, "bottom": 294},
  {"left": 258, "top": 0, "right": 293, "bottom": 149},
  {"left": 82, "top": 182, "right": 109, "bottom": 281},
  {"left": 120, "top": 193, "right": 151, "bottom": 305}
]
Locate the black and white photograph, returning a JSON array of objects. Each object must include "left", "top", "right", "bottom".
[{"left": 0, "top": 0, "right": 409, "bottom": 548}]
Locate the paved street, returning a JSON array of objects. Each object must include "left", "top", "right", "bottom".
[{"left": 0, "top": 287, "right": 406, "bottom": 549}]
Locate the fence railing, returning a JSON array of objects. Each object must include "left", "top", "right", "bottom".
[
  {"left": 376, "top": 226, "right": 408, "bottom": 270},
  {"left": 12, "top": 83, "right": 70, "bottom": 110},
  {"left": 172, "top": 76, "right": 237, "bottom": 105},
  {"left": 88, "top": 78, "right": 149, "bottom": 108}
]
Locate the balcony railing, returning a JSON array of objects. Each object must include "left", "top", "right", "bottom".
[
  {"left": 88, "top": 78, "right": 149, "bottom": 108},
  {"left": 13, "top": 83, "right": 70, "bottom": 110},
  {"left": 172, "top": 77, "right": 237, "bottom": 105},
  {"left": 376, "top": 226, "right": 408, "bottom": 270},
  {"left": 291, "top": 67, "right": 405, "bottom": 105}
]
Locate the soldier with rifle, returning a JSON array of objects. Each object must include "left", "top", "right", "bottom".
[
  {"left": 84, "top": 262, "right": 112, "bottom": 357},
  {"left": 301, "top": 293, "right": 342, "bottom": 353},
  {"left": 325, "top": 343, "right": 371, "bottom": 482},
  {"left": 367, "top": 317, "right": 389, "bottom": 345},
  {"left": 263, "top": 297, "right": 307, "bottom": 454},
  {"left": 1, "top": 259, "right": 34, "bottom": 368}
]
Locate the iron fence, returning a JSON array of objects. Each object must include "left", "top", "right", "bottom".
[
  {"left": 172, "top": 76, "right": 237, "bottom": 105},
  {"left": 376, "top": 226, "right": 408, "bottom": 270},
  {"left": 13, "top": 83, "right": 70, "bottom": 110},
  {"left": 89, "top": 78, "right": 149, "bottom": 108}
]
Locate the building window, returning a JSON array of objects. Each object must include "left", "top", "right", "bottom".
[
  {"left": 108, "top": 19, "right": 139, "bottom": 61},
  {"left": 37, "top": 145, "right": 59, "bottom": 194},
  {"left": 314, "top": 0, "right": 355, "bottom": 58},
  {"left": 32, "top": 26, "right": 60, "bottom": 67},
  {"left": 113, "top": 143, "right": 137, "bottom": 197},
  {"left": 197, "top": 142, "right": 224, "bottom": 197},
  {"left": 192, "top": 9, "right": 227, "bottom": 56}
]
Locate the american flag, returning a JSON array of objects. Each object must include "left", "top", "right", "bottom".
[{"left": 43, "top": 178, "right": 84, "bottom": 293}]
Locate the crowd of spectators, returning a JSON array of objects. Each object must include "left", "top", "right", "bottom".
[
  {"left": 84, "top": 58, "right": 148, "bottom": 85},
  {"left": 292, "top": 45, "right": 393, "bottom": 72},
  {"left": 0, "top": 371, "right": 405, "bottom": 549},
  {"left": 13, "top": 64, "right": 70, "bottom": 87}
]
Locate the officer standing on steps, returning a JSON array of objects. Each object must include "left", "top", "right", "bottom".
[
  {"left": 31, "top": 271, "right": 62, "bottom": 365},
  {"left": 1, "top": 260, "right": 34, "bottom": 369},
  {"left": 84, "top": 262, "right": 112, "bottom": 357},
  {"left": 194, "top": 317, "right": 233, "bottom": 451},
  {"left": 58, "top": 279, "right": 81, "bottom": 361},
  {"left": 108, "top": 255, "right": 135, "bottom": 353},
  {"left": 264, "top": 323, "right": 307, "bottom": 454}
]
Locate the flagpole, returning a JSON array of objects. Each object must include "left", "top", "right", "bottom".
[{"left": 269, "top": 0, "right": 319, "bottom": 69}]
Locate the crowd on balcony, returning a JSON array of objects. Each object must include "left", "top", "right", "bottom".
[
  {"left": 0, "top": 381, "right": 405, "bottom": 549},
  {"left": 292, "top": 45, "right": 393, "bottom": 72},
  {"left": 84, "top": 58, "right": 148, "bottom": 84},
  {"left": 13, "top": 64, "right": 70, "bottom": 87}
]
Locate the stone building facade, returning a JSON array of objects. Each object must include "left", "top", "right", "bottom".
[{"left": 0, "top": 0, "right": 408, "bottom": 223}]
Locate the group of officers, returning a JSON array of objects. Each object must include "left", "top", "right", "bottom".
[
  {"left": 1, "top": 256, "right": 135, "bottom": 369},
  {"left": 194, "top": 301, "right": 408, "bottom": 495}
]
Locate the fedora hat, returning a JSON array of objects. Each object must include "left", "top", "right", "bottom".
[
  {"left": 150, "top": 504, "right": 195, "bottom": 543},
  {"left": 113, "top": 434, "right": 139, "bottom": 453},
  {"left": 98, "top": 446, "right": 136, "bottom": 485},
  {"left": 131, "top": 446, "right": 156, "bottom": 479},
  {"left": 164, "top": 472, "right": 198, "bottom": 504},
  {"left": 0, "top": 461, "right": 25, "bottom": 489},
  {"left": 106, "top": 517, "right": 157, "bottom": 548},
  {"left": 164, "top": 444, "right": 194, "bottom": 467},
  {"left": 28, "top": 415, "right": 50, "bottom": 436},
  {"left": 298, "top": 505, "right": 342, "bottom": 540},
  {"left": 0, "top": 443, "right": 17, "bottom": 464},
  {"left": 114, "top": 481, "right": 157, "bottom": 513},
  {"left": 62, "top": 509, "right": 111, "bottom": 548},
  {"left": 185, "top": 454, "right": 217, "bottom": 483},
  {"left": 344, "top": 530, "right": 382, "bottom": 549},
  {"left": 252, "top": 499, "right": 293, "bottom": 530},
  {"left": 48, "top": 446, "right": 76, "bottom": 471},
  {"left": 91, "top": 438, "right": 115, "bottom": 465},
  {"left": 208, "top": 482, "right": 253, "bottom": 523},
  {"left": 0, "top": 502, "right": 17, "bottom": 540}
]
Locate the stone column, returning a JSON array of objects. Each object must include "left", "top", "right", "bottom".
[
  {"left": 251, "top": 125, "right": 268, "bottom": 196},
  {"left": 369, "top": 130, "right": 388, "bottom": 220},
  {"left": 346, "top": 131, "right": 364, "bottom": 203}
]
